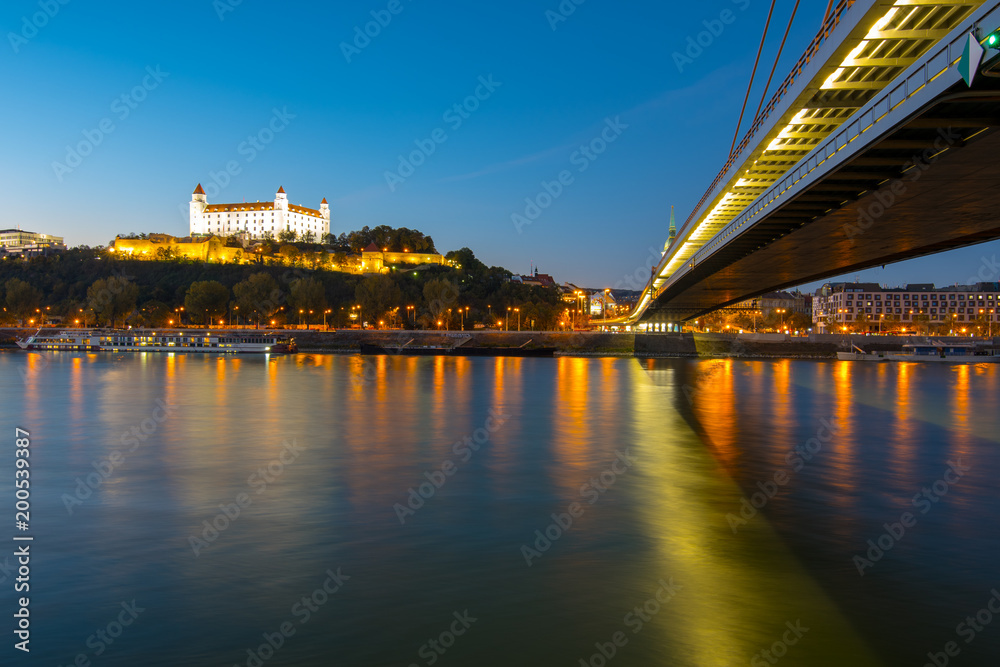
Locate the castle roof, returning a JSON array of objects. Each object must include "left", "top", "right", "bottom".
[
  {"left": 205, "top": 202, "right": 275, "bottom": 213},
  {"left": 321, "top": 198, "right": 328, "bottom": 204},
  {"left": 277, "top": 186, "right": 285, "bottom": 194},
  {"left": 202, "top": 201, "right": 324, "bottom": 218},
  {"left": 193, "top": 183, "right": 205, "bottom": 195},
  {"left": 288, "top": 204, "right": 323, "bottom": 218},
  {"left": 363, "top": 242, "right": 380, "bottom": 252}
]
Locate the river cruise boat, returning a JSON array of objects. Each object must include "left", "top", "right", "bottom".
[
  {"left": 15, "top": 329, "right": 297, "bottom": 354},
  {"left": 837, "top": 342, "right": 999, "bottom": 363}
]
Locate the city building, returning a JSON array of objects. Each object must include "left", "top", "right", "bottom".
[
  {"left": 514, "top": 269, "right": 557, "bottom": 288},
  {"left": 0, "top": 228, "right": 66, "bottom": 257},
  {"left": 813, "top": 282, "right": 1000, "bottom": 333},
  {"left": 189, "top": 185, "right": 330, "bottom": 241},
  {"left": 360, "top": 243, "right": 447, "bottom": 274},
  {"left": 758, "top": 290, "right": 810, "bottom": 316}
]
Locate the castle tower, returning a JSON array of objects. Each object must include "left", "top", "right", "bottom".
[
  {"left": 190, "top": 184, "right": 207, "bottom": 236},
  {"left": 274, "top": 186, "right": 288, "bottom": 231}
]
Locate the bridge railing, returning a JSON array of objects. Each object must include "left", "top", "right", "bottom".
[
  {"left": 673, "top": 1, "right": 1000, "bottom": 289},
  {"left": 681, "top": 0, "right": 858, "bottom": 234}
]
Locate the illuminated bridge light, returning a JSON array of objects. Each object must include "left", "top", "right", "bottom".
[{"left": 627, "top": 0, "right": 989, "bottom": 326}]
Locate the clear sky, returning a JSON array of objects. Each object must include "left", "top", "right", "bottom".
[{"left": 4, "top": 0, "right": 998, "bottom": 290}]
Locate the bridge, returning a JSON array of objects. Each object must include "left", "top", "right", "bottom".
[{"left": 624, "top": 0, "right": 1000, "bottom": 330}]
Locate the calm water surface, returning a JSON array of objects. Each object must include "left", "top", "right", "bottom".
[{"left": 1, "top": 351, "right": 998, "bottom": 666}]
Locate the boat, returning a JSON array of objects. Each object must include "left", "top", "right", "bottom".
[
  {"left": 15, "top": 328, "right": 297, "bottom": 354},
  {"left": 360, "top": 339, "right": 556, "bottom": 357},
  {"left": 837, "top": 342, "right": 1000, "bottom": 363}
]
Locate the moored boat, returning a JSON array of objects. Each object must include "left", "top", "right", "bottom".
[
  {"left": 837, "top": 342, "right": 999, "bottom": 363},
  {"left": 15, "top": 328, "right": 297, "bottom": 354}
]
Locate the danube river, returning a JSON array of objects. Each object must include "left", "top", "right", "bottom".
[{"left": 1, "top": 352, "right": 998, "bottom": 666}]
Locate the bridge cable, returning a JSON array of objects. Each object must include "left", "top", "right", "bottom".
[
  {"left": 822, "top": 0, "right": 836, "bottom": 27},
  {"left": 751, "top": 0, "right": 802, "bottom": 127},
  {"left": 728, "top": 0, "right": 778, "bottom": 159}
]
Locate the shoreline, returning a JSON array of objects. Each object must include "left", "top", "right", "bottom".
[{"left": 3, "top": 328, "right": 996, "bottom": 360}]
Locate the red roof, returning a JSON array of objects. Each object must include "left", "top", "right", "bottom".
[
  {"left": 277, "top": 186, "right": 285, "bottom": 194},
  {"left": 321, "top": 197, "right": 328, "bottom": 204},
  {"left": 193, "top": 183, "right": 205, "bottom": 195},
  {"left": 363, "top": 243, "right": 380, "bottom": 252}
]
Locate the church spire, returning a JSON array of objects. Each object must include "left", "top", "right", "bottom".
[{"left": 663, "top": 205, "right": 677, "bottom": 254}]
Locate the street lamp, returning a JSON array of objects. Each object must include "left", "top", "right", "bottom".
[
  {"left": 515, "top": 307, "right": 521, "bottom": 332},
  {"left": 324, "top": 309, "right": 331, "bottom": 330}
]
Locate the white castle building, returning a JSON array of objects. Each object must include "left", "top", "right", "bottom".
[{"left": 189, "top": 185, "right": 330, "bottom": 240}]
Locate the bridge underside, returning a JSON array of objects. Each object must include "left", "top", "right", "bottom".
[{"left": 644, "top": 90, "right": 1000, "bottom": 324}]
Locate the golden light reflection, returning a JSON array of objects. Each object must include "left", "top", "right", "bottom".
[
  {"left": 827, "top": 361, "right": 858, "bottom": 511},
  {"left": 628, "top": 361, "right": 879, "bottom": 664},
  {"left": 690, "top": 360, "right": 740, "bottom": 470},
  {"left": 551, "top": 357, "right": 594, "bottom": 496}
]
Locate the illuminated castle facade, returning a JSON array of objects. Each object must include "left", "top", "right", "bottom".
[{"left": 189, "top": 185, "right": 330, "bottom": 240}]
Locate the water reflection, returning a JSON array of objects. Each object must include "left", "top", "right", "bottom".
[{"left": 1, "top": 352, "right": 997, "bottom": 666}]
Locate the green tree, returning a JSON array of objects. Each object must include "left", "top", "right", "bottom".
[
  {"left": 279, "top": 244, "right": 301, "bottom": 265},
  {"left": 289, "top": 277, "right": 327, "bottom": 328},
  {"left": 422, "top": 278, "right": 458, "bottom": 321},
  {"left": 139, "top": 300, "right": 173, "bottom": 328},
  {"left": 302, "top": 230, "right": 316, "bottom": 244},
  {"left": 4, "top": 278, "right": 42, "bottom": 326},
  {"left": 87, "top": 275, "right": 139, "bottom": 328},
  {"left": 278, "top": 228, "right": 298, "bottom": 243},
  {"left": 356, "top": 275, "right": 402, "bottom": 327},
  {"left": 233, "top": 273, "right": 282, "bottom": 328},
  {"left": 184, "top": 281, "right": 230, "bottom": 326}
]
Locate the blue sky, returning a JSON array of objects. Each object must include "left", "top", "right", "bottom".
[{"left": 3, "top": 0, "right": 998, "bottom": 289}]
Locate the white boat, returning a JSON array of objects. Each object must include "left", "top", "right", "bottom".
[
  {"left": 15, "top": 328, "right": 297, "bottom": 354},
  {"left": 837, "top": 342, "right": 1000, "bottom": 363}
]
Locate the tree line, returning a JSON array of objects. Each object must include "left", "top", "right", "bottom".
[{"left": 1, "top": 246, "right": 563, "bottom": 330}]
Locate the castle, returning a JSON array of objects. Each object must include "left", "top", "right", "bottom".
[{"left": 189, "top": 185, "right": 330, "bottom": 240}]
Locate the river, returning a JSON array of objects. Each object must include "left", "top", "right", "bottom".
[{"left": 0, "top": 351, "right": 997, "bottom": 666}]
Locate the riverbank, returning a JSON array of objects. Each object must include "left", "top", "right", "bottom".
[{"left": 3, "top": 328, "right": 996, "bottom": 358}]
